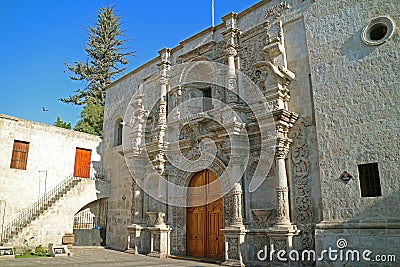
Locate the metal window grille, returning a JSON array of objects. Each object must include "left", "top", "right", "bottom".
[{"left": 358, "top": 163, "right": 382, "bottom": 197}]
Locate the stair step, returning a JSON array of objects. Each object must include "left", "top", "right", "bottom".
[{"left": 2, "top": 175, "right": 89, "bottom": 245}]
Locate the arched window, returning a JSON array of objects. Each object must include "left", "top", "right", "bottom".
[{"left": 114, "top": 118, "right": 123, "bottom": 147}]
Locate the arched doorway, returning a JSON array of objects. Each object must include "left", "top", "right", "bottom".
[{"left": 186, "top": 170, "right": 224, "bottom": 259}]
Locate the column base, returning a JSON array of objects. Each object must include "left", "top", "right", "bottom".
[
  {"left": 147, "top": 226, "right": 171, "bottom": 258},
  {"left": 222, "top": 259, "right": 245, "bottom": 267},
  {"left": 221, "top": 225, "right": 247, "bottom": 267}
]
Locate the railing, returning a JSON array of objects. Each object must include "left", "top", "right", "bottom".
[
  {"left": 73, "top": 208, "right": 95, "bottom": 229},
  {"left": 0, "top": 168, "right": 105, "bottom": 244}
]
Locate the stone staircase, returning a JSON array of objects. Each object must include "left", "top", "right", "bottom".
[{"left": 1, "top": 173, "right": 110, "bottom": 247}]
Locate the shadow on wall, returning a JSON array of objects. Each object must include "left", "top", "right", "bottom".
[
  {"left": 92, "top": 141, "right": 104, "bottom": 179},
  {"left": 341, "top": 30, "right": 377, "bottom": 61},
  {"left": 73, "top": 198, "right": 108, "bottom": 246}
]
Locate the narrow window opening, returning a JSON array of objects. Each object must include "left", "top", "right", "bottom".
[
  {"left": 202, "top": 88, "right": 212, "bottom": 111},
  {"left": 358, "top": 163, "right": 382, "bottom": 197},
  {"left": 114, "top": 118, "right": 123, "bottom": 147}
]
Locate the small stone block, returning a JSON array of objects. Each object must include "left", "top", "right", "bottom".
[
  {"left": 0, "top": 246, "right": 15, "bottom": 259},
  {"left": 48, "top": 243, "right": 72, "bottom": 257}
]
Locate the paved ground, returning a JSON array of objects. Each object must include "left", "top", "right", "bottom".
[{"left": 0, "top": 247, "right": 220, "bottom": 267}]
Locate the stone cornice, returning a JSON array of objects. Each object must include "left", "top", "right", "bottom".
[{"left": 176, "top": 41, "right": 216, "bottom": 63}]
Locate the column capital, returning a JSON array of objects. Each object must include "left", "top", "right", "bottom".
[
  {"left": 274, "top": 138, "right": 291, "bottom": 159},
  {"left": 225, "top": 46, "right": 238, "bottom": 57}
]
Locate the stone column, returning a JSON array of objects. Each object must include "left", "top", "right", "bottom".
[
  {"left": 274, "top": 141, "right": 291, "bottom": 226},
  {"left": 151, "top": 48, "right": 171, "bottom": 173},
  {"left": 222, "top": 13, "right": 240, "bottom": 105},
  {"left": 222, "top": 183, "right": 246, "bottom": 267},
  {"left": 155, "top": 48, "right": 171, "bottom": 144}
]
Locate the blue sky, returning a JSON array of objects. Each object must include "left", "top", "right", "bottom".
[{"left": 0, "top": 1, "right": 259, "bottom": 127}]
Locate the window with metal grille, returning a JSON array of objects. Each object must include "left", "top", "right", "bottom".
[
  {"left": 358, "top": 163, "right": 382, "bottom": 197},
  {"left": 10, "top": 140, "right": 30, "bottom": 170}
]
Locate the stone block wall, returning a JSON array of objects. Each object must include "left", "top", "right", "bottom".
[
  {"left": 0, "top": 114, "right": 102, "bottom": 227},
  {"left": 304, "top": 0, "right": 400, "bottom": 265}
]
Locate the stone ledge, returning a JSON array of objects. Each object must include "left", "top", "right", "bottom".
[{"left": 316, "top": 220, "right": 400, "bottom": 229}]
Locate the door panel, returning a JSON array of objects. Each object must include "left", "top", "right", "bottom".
[
  {"left": 207, "top": 201, "right": 223, "bottom": 259},
  {"left": 74, "top": 148, "right": 91, "bottom": 178},
  {"left": 187, "top": 170, "right": 223, "bottom": 260},
  {"left": 187, "top": 206, "right": 205, "bottom": 257}
]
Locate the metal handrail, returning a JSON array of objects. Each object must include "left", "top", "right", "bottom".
[{"left": 1, "top": 167, "right": 105, "bottom": 243}]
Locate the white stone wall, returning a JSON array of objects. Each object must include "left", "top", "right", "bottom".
[
  {"left": 103, "top": 0, "right": 400, "bottom": 264},
  {"left": 7, "top": 179, "right": 109, "bottom": 247},
  {"left": 0, "top": 114, "right": 102, "bottom": 227},
  {"left": 304, "top": 0, "right": 400, "bottom": 265}
]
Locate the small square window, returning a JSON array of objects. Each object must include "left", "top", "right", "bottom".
[
  {"left": 10, "top": 140, "right": 30, "bottom": 170},
  {"left": 358, "top": 163, "right": 382, "bottom": 197}
]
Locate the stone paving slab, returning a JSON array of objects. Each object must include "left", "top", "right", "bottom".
[{"left": 0, "top": 247, "right": 220, "bottom": 267}]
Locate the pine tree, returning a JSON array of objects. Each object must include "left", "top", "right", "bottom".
[
  {"left": 61, "top": 6, "right": 133, "bottom": 135},
  {"left": 54, "top": 117, "right": 71, "bottom": 129}
]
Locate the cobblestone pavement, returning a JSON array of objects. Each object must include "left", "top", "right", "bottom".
[{"left": 0, "top": 247, "right": 220, "bottom": 267}]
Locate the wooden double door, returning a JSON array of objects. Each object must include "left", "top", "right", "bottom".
[{"left": 187, "top": 170, "right": 224, "bottom": 259}]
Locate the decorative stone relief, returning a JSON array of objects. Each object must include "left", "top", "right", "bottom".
[
  {"left": 171, "top": 205, "right": 185, "bottom": 254},
  {"left": 268, "top": 238, "right": 288, "bottom": 263},
  {"left": 224, "top": 183, "right": 243, "bottom": 227},
  {"left": 289, "top": 116, "right": 315, "bottom": 265},
  {"left": 265, "top": 2, "right": 290, "bottom": 19},
  {"left": 272, "top": 239, "right": 287, "bottom": 251},
  {"left": 252, "top": 209, "right": 277, "bottom": 228},
  {"left": 130, "top": 180, "right": 136, "bottom": 223},
  {"left": 253, "top": 236, "right": 270, "bottom": 258},
  {"left": 176, "top": 41, "right": 215, "bottom": 63},
  {"left": 227, "top": 237, "right": 240, "bottom": 260}
]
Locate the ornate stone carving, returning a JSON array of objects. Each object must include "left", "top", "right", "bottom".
[
  {"left": 289, "top": 116, "right": 315, "bottom": 265},
  {"left": 276, "top": 187, "right": 289, "bottom": 223},
  {"left": 252, "top": 209, "right": 277, "bottom": 228},
  {"left": 227, "top": 237, "right": 240, "bottom": 260},
  {"left": 176, "top": 41, "right": 215, "bottom": 63},
  {"left": 131, "top": 180, "right": 136, "bottom": 223},
  {"left": 225, "top": 46, "right": 238, "bottom": 57},
  {"left": 272, "top": 239, "right": 287, "bottom": 251},
  {"left": 265, "top": 2, "right": 290, "bottom": 19},
  {"left": 224, "top": 183, "right": 243, "bottom": 227}
]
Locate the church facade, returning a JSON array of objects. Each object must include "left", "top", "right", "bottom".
[{"left": 103, "top": 0, "right": 399, "bottom": 266}]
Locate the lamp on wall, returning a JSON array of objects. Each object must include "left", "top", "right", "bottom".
[{"left": 340, "top": 171, "right": 353, "bottom": 183}]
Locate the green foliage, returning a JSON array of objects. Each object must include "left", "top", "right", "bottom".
[
  {"left": 61, "top": 6, "right": 133, "bottom": 135},
  {"left": 54, "top": 117, "right": 71, "bottom": 129},
  {"left": 22, "top": 239, "right": 32, "bottom": 255},
  {"left": 34, "top": 245, "right": 48, "bottom": 256},
  {"left": 62, "top": 6, "right": 133, "bottom": 106},
  {"left": 74, "top": 101, "right": 104, "bottom": 136}
]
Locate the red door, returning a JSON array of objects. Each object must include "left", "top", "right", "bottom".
[{"left": 74, "top": 148, "right": 91, "bottom": 178}]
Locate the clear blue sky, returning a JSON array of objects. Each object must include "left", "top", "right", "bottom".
[{"left": 0, "top": 1, "right": 259, "bottom": 127}]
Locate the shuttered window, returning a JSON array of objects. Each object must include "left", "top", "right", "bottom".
[{"left": 10, "top": 140, "right": 30, "bottom": 170}]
